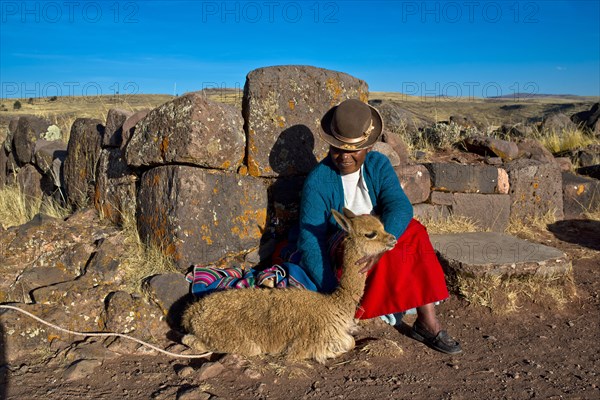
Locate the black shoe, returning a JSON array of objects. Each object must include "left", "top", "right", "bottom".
[{"left": 410, "top": 321, "right": 463, "bottom": 355}]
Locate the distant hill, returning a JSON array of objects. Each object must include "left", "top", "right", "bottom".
[{"left": 488, "top": 93, "right": 597, "bottom": 101}]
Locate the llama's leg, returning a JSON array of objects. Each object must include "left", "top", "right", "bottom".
[
  {"left": 182, "top": 334, "right": 209, "bottom": 352},
  {"left": 288, "top": 333, "right": 356, "bottom": 364}
]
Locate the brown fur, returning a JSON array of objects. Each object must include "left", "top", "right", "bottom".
[{"left": 181, "top": 208, "right": 397, "bottom": 363}]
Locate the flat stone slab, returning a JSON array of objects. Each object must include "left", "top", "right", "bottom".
[{"left": 431, "top": 232, "right": 571, "bottom": 277}]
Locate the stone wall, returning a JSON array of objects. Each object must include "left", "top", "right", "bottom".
[{"left": 2, "top": 65, "right": 598, "bottom": 273}]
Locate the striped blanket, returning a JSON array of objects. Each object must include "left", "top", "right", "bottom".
[{"left": 186, "top": 262, "right": 317, "bottom": 296}]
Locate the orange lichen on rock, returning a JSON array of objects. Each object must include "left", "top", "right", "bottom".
[
  {"left": 358, "top": 90, "right": 369, "bottom": 103},
  {"left": 326, "top": 78, "right": 343, "bottom": 105},
  {"left": 220, "top": 160, "right": 231, "bottom": 170},
  {"left": 160, "top": 136, "right": 169, "bottom": 159},
  {"left": 230, "top": 208, "right": 267, "bottom": 239},
  {"left": 200, "top": 224, "right": 213, "bottom": 245}
]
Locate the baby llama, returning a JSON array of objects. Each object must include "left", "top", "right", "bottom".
[{"left": 181, "top": 208, "right": 397, "bottom": 363}]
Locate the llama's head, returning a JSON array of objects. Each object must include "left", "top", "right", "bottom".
[{"left": 332, "top": 208, "right": 397, "bottom": 259}]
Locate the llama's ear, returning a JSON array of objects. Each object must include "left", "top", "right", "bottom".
[
  {"left": 343, "top": 207, "right": 357, "bottom": 219},
  {"left": 332, "top": 209, "right": 353, "bottom": 233}
]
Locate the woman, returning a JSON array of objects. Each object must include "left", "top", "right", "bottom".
[{"left": 295, "top": 99, "right": 461, "bottom": 355}]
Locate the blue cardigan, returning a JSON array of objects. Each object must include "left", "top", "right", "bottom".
[{"left": 297, "top": 151, "right": 413, "bottom": 292}]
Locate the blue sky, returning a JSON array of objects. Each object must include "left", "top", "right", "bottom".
[{"left": 1, "top": 0, "right": 599, "bottom": 98}]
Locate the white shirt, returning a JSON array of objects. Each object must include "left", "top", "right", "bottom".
[{"left": 341, "top": 166, "right": 373, "bottom": 215}]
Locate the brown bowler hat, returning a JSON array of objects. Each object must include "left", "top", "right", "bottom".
[{"left": 320, "top": 99, "right": 383, "bottom": 150}]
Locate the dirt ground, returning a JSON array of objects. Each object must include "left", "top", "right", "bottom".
[{"left": 2, "top": 221, "right": 599, "bottom": 400}]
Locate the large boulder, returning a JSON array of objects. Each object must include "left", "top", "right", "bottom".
[
  {"left": 30, "top": 276, "right": 118, "bottom": 332},
  {"left": 103, "top": 108, "right": 133, "bottom": 148},
  {"left": 243, "top": 65, "right": 369, "bottom": 177},
  {"left": 461, "top": 136, "right": 519, "bottom": 161},
  {"left": 0, "top": 303, "right": 74, "bottom": 362},
  {"left": 144, "top": 273, "right": 190, "bottom": 316},
  {"left": 12, "top": 116, "right": 52, "bottom": 164},
  {"left": 424, "top": 163, "right": 504, "bottom": 194},
  {"left": 432, "top": 232, "right": 571, "bottom": 277},
  {"left": 125, "top": 94, "right": 244, "bottom": 171},
  {"left": 541, "top": 113, "right": 578, "bottom": 134},
  {"left": 451, "top": 193, "right": 511, "bottom": 232},
  {"left": 370, "top": 100, "right": 434, "bottom": 140},
  {"left": 381, "top": 131, "right": 410, "bottom": 165},
  {"left": 504, "top": 159, "right": 564, "bottom": 221},
  {"left": 562, "top": 172, "right": 600, "bottom": 219},
  {"left": 136, "top": 166, "right": 268, "bottom": 271},
  {"left": 6, "top": 117, "right": 19, "bottom": 146},
  {"left": 0, "top": 210, "right": 115, "bottom": 303},
  {"left": 33, "top": 139, "right": 67, "bottom": 175},
  {"left": 103, "top": 291, "right": 170, "bottom": 341},
  {"left": 496, "top": 123, "right": 535, "bottom": 139},
  {"left": 94, "top": 148, "right": 137, "bottom": 226},
  {"left": 63, "top": 118, "right": 104, "bottom": 208},
  {"left": 515, "top": 138, "right": 555, "bottom": 163},
  {"left": 16, "top": 163, "right": 51, "bottom": 202},
  {"left": 395, "top": 164, "right": 431, "bottom": 204},
  {"left": 372, "top": 142, "right": 401, "bottom": 167},
  {"left": 575, "top": 144, "right": 600, "bottom": 167},
  {"left": 121, "top": 109, "right": 149, "bottom": 150},
  {"left": 571, "top": 103, "right": 600, "bottom": 130},
  {"left": 85, "top": 231, "right": 129, "bottom": 285}
]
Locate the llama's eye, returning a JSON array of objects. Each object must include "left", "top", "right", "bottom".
[{"left": 365, "top": 231, "right": 378, "bottom": 239}]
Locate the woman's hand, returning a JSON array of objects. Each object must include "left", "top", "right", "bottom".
[{"left": 355, "top": 253, "right": 385, "bottom": 274}]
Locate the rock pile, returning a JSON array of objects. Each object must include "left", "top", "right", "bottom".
[{"left": 1, "top": 65, "right": 599, "bottom": 364}]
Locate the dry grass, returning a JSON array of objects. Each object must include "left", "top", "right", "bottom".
[
  {"left": 505, "top": 208, "right": 559, "bottom": 239},
  {"left": 0, "top": 184, "right": 70, "bottom": 229},
  {"left": 583, "top": 207, "right": 600, "bottom": 221},
  {"left": 117, "top": 212, "right": 177, "bottom": 293},
  {"left": 418, "top": 214, "right": 479, "bottom": 234},
  {"left": 535, "top": 128, "right": 598, "bottom": 154},
  {"left": 360, "top": 338, "right": 404, "bottom": 358},
  {"left": 451, "top": 271, "right": 577, "bottom": 314}
]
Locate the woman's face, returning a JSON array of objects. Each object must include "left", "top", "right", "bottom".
[{"left": 329, "top": 146, "right": 370, "bottom": 175}]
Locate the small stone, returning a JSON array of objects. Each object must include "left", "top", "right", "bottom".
[
  {"left": 415, "top": 151, "right": 427, "bottom": 160},
  {"left": 219, "top": 353, "right": 246, "bottom": 369},
  {"left": 177, "top": 386, "right": 211, "bottom": 400},
  {"left": 197, "top": 361, "right": 225, "bottom": 380},
  {"left": 483, "top": 335, "right": 497, "bottom": 341},
  {"left": 177, "top": 366, "right": 195, "bottom": 378},
  {"left": 485, "top": 157, "right": 503, "bottom": 165},
  {"left": 243, "top": 367, "right": 262, "bottom": 379},
  {"left": 567, "top": 321, "right": 575, "bottom": 327},
  {"left": 165, "top": 343, "right": 188, "bottom": 354},
  {"left": 105, "top": 337, "right": 139, "bottom": 355},
  {"left": 62, "top": 359, "right": 103, "bottom": 381}
]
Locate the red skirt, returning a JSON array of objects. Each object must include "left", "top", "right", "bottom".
[
  {"left": 343, "top": 219, "right": 449, "bottom": 319},
  {"left": 273, "top": 219, "right": 449, "bottom": 320}
]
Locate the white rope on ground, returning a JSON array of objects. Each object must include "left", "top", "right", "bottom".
[{"left": 0, "top": 304, "right": 213, "bottom": 359}]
